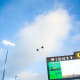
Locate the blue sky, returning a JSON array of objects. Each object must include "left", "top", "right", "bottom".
[
  {"left": 0, "top": 0, "right": 80, "bottom": 40},
  {"left": 0, "top": 0, "right": 80, "bottom": 80}
]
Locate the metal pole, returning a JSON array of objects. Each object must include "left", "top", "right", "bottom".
[
  {"left": 15, "top": 75, "right": 19, "bottom": 80},
  {"left": 15, "top": 76, "right": 16, "bottom": 80},
  {"left": 0, "top": 48, "right": 2, "bottom": 60},
  {"left": 2, "top": 48, "right": 8, "bottom": 80}
]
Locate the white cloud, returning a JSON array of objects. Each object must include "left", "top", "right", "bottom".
[
  {"left": 15, "top": 8, "right": 72, "bottom": 61},
  {"left": 16, "top": 71, "right": 47, "bottom": 80},
  {"left": 17, "top": 71, "right": 39, "bottom": 80},
  {"left": 7, "top": 8, "right": 72, "bottom": 78}
]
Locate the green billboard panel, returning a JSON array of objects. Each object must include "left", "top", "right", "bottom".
[{"left": 48, "top": 61, "right": 62, "bottom": 80}]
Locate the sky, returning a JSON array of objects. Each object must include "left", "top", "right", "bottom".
[{"left": 0, "top": 0, "right": 80, "bottom": 80}]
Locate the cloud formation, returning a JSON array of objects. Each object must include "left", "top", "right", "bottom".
[
  {"left": 16, "top": 71, "right": 47, "bottom": 80},
  {"left": 16, "top": 8, "right": 72, "bottom": 61},
  {"left": 6, "top": 8, "right": 72, "bottom": 80}
]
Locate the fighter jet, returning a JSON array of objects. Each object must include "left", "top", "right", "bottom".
[
  {"left": 36, "top": 48, "right": 39, "bottom": 51},
  {"left": 36, "top": 45, "right": 44, "bottom": 51},
  {"left": 41, "top": 46, "right": 44, "bottom": 49}
]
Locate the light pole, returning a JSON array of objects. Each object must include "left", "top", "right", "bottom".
[
  {"left": 15, "top": 75, "right": 20, "bottom": 80},
  {"left": 2, "top": 47, "right": 8, "bottom": 80},
  {"left": 2, "top": 40, "right": 16, "bottom": 80},
  {"left": 0, "top": 48, "right": 2, "bottom": 54},
  {"left": 15, "top": 75, "right": 18, "bottom": 80}
]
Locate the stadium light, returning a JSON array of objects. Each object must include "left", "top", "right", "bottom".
[
  {"left": 2, "top": 40, "right": 16, "bottom": 46},
  {"left": 2, "top": 40, "right": 16, "bottom": 80}
]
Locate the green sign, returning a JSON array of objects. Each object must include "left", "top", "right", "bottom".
[{"left": 48, "top": 61, "right": 62, "bottom": 80}]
